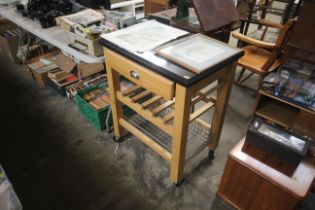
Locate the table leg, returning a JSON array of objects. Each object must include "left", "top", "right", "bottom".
[
  {"left": 171, "top": 84, "right": 192, "bottom": 184},
  {"left": 209, "top": 62, "right": 237, "bottom": 150},
  {"left": 106, "top": 61, "right": 124, "bottom": 138}
]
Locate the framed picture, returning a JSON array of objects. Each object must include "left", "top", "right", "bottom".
[{"left": 155, "top": 34, "right": 239, "bottom": 74}]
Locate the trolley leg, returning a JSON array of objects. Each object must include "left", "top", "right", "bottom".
[
  {"left": 105, "top": 53, "right": 124, "bottom": 139},
  {"left": 209, "top": 62, "right": 236, "bottom": 151},
  {"left": 208, "top": 150, "right": 216, "bottom": 161},
  {"left": 171, "top": 84, "right": 192, "bottom": 185}
]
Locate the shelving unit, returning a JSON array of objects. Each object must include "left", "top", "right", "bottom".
[
  {"left": 125, "top": 112, "right": 213, "bottom": 161},
  {"left": 253, "top": 90, "right": 315, "bottom": 138},
  {"left": 111, "top": 0, "right": 145, "bottom": 19}
]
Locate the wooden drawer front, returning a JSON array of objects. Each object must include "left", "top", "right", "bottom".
[
  {"left": 218, "top": 157, "right": 263, "bottom": 210},
  {"left": 219, "top": 157, "right": 299, "bottom": 210},
  {"left": 105, "top": 49, "right": 175, "bottom": 100},
  {"left": 250, "top": 180, "right": 298, "bottom": 210}
]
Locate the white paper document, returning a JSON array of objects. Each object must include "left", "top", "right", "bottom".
[{"left": 101, "top": 20, "right": 189, "bottom": 53}]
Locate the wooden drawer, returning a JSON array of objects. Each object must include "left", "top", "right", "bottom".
[
  {"left": 218, "top": 157, "right": 263, "bottom": 210},
  {"left": 104, "top": 48, "right": 175, "bottom": 100},
  {"left": 218, "top": 155, "right": 301, "bottom": 210}
]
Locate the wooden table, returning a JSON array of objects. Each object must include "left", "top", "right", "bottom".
[
  {"left": 148, "top": 8, "right": 239, "bottom": 43},
  {"left": 218, "top": 139, "right": 315, "bottom": 210},
  {"left": 100, "top": 33, "right": 243, "bottom": 184},
  {"left": 0, "top": 5, "right": 104, "bottom": 64}
]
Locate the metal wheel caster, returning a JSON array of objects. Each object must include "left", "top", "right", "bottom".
[
  {"left": 174, "top": 178, "right": 185, "bottom": 187},
  {"left": 208, "top": 150, "right": 216, "bottom": 160},
  {"left": 112, "top": 136, "right": 124, "bottom": 143}
]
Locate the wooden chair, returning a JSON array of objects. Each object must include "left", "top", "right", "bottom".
[
  {"left": 232, "top": 18, "right": 296, "bottom": 91},
  {"left": 257, "top": 0, "right": 301, "bottom": 24},
  {"left": 238, "top": 0, "right": 301, "bottom": 36}
]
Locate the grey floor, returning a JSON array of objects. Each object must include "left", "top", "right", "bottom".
[
  {"left": 0, "top": 51, "right": 255, "bottom": 210},
  {"left": 0, "top": 50, "right": 314, "bottom": 210},
  {"left": 0, "top": 6, "right": 314, "bottom": 209}
]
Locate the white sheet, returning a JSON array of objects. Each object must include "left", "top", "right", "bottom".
[{"left": 101, "top": 20, "right": 189, "bottom": 53}]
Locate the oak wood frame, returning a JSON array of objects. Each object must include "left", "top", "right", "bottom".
[{"left": 104, "top": 47, "right": 236, "bottom": 184}]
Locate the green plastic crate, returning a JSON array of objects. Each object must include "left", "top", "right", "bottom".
[{"left": 75, "top": 86, "right": 111, "bottom": 131}]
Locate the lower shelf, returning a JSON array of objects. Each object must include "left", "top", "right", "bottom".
[
  {"left": 255, "top": 99, "right": 299, "bottom": 128},
  {"left": 124, "top": 112, "right": 213, "bottom": 161}
]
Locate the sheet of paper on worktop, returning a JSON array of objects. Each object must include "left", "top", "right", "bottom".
[{"left": 101, "top": 20, "right": 189, "bottom": 53}]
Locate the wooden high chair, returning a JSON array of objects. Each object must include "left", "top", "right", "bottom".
[{"left": 232, "top": 18, "right": 296, "bottom": 91}]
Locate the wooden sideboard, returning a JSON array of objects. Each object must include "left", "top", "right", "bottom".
[{"left": 218, "top": 139, "right": 315, "bottom": 210}]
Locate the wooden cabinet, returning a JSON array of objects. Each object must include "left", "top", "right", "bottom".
[
  {"left": 144, "top": 0, "right": 169, "bottom": 17},
  {"left": 218, "top": 139, "right": 315, "bottom": 210},
  {"left": 254, "top": 91, "right": 315, "bottom": 138}
]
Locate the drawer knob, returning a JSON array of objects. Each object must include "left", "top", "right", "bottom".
[{"left": 130, "top": 71, "right": 140, "bottom": 79}]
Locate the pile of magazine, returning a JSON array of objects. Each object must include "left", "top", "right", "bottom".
[{"left": 262, "top": 59, "right": 315, "bottom": 110}]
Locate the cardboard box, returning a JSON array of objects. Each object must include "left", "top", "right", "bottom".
[
  {"left": 47, "top": 53, "right": 77, "bottom": 82},
  {"left": 0, "top": 22, "right": 21, "bottom": 64},
  {"left": 25, "top": 52, "right": 77, "bottom": 88},
  {"left": 48, "top": 69, "right": 69, "bottom": 82},
  {"left": 55, "top": 53, "right": 76, "bottom": 73},
  {"left": 25, "top": 52, "right": 60, "bottom": 87},
  {"left": 78, "top": 62, "right": 104, "bottom": 79},
  {"left": 48, "top": 74, "right": 79, "bottom": 96},
  {"left": 68, "top": 32, "right": 103, "bottom": 56},
  {"left": 22, "top": 65, "right": 35, "bottom": 80}
]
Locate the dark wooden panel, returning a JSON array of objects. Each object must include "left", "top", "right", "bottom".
[
  {"left": 293, "top": 110, "right": 315, "bottom": 138},
  {"left": 218, "top": 139, "right": 315, "bottom": 210},
  {"left": 250, "top": 180, "right": 298, "bottom": 210},
  {"left": 192, "top": 0, "right": 239, "bottom": 32},
  {"left": 219, "top": 158, "right": 262, "bottom": 209},
  {"left": 144, "top": 0, "right": 168, "bottom": 17},
  {"left": 288, "top": 1, "right": 315, "bottom": 53}
]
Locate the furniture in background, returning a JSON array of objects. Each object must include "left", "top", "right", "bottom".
[
  {"left": 256, "top": 0, "right": 300, "bottom": 24},
  {"left": 219, "top": 4, "right": 315, "bottom": 204},
  {"left": 111, "top": 0, "right": 145, "bottom": 19},
  {"left": 238, "top": 0, "right": 300, "bottom": 36},
  {"left": 254, "top": 88, "right": 315, "bottom": 139},
  {"left": 252, "top": 0, "right": 315, "bottom": 134},
  {"left": 218, "top": 139, "right": 315, "bottom": 210},
  {"left": 148, "top": 0, "right": 240, "bottom": 43},
  {"left": 232, "top": 18, "right": 296, "bottom": 91},
  {"left": 286, "top": 0, "right": 315, "bottom": 64},
  {"left": 251, "top": 0, "right": 315, "bottom": 134},
  {"left": 144, "top": 0, "right": 169, "bottom": 17},
  {"left": 0, "top": 6, "right": 104, "bottom": 64}
]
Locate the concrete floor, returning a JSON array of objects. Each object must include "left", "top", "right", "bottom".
[
  {"left": 0, "top": 49, "right": 258, "bottom": 210},
  {"left": 0, "top": 7, "right": 314, "bottom": 209},
  {"left": 0, "top": 52, "right": 314, "bottom": 210}
]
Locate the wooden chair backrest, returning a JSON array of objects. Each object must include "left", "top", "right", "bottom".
[
  {"left": 262, "top": 18, "right": 296, "bottom": 71},
  {"left": 275, "top": 18, "right": 296, "bottom": 49}
]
